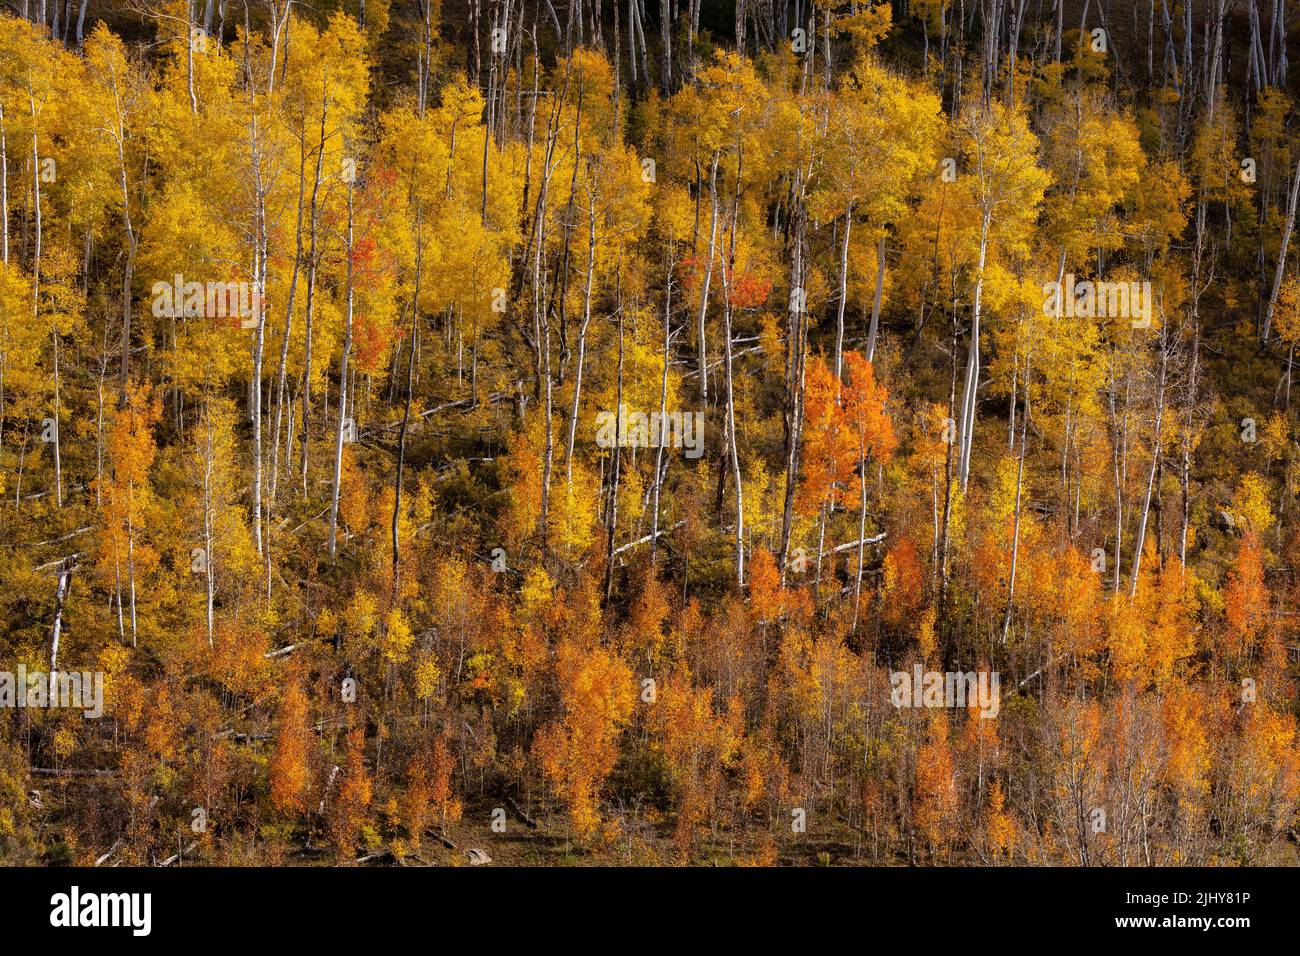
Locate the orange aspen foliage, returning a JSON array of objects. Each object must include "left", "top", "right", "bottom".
[
  {"left": 269, "top": 675, "right": 311, "bottom": 815},
  {"left": 93, "top": 382, "right": 163, "bottom": 648},
  {"left": 797, "top": 355, "right": 856, "bottom": 513},
  {"left": 1, "top": 1, "right": 1299, "bottom": 874},
  {"left": 747, "top": 547, "right": 786, "bottom": 623},
  {"left": 842, "top": 352, "right": 897, "bottom": 465},
  {"left": 329, "top": 727, "right": 374, "bottom": 854},
  {"left": 1224, "top": 531, "right": 1268, "bottom": 658},
  {"left": 985, "top": 779, "right": 1015, "bottom": 859},
  {"left": 650, "top": 672, "right": 743, "bottom": 858},
  {"left": 403, "top": 734, "right": 461, "bottom": 839},
  {"left": 881, "top": 535, "right": 925, "bottom": 627}
]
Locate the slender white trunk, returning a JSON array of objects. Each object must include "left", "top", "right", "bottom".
[
  {"left": 1129, "top": 343, "right": 1167, "bottom": 595},
  {"left": 866, "top": 233, "right": 886, "bottom": 362},
  {"left": 565, "top": 184, "right": 598, "bottom": 484},
  {"left": 834, "top": 201, "right": 852, "bottom": 382},
  {"left": 696, "top": 153, "right": 720, "bottom": 403},
  {"left": 957, "top": 212, "right": 991, "bottom": 491},
  {"left": 327, "top": 182, "right": 355, "bottom": 560},
  {"left": 1263, "top": 153, "right": 1300, "bottom": 341}
]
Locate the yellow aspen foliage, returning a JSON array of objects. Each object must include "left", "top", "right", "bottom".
[
  {"left": 915, "top": 606, "right": 938, "bottom": 663},
  {"left": 1231, "top": 705, "right": 1300, "bottom": 834},
  {"left": 1161, "top": 683, "right": 1210, "bottom": 798},
  {"left": 209, "top": 620, "right": 272, "bottom": 695},
  {"left": 498, "top": 411, "right": 546, "bottom": 552},
  {"left": 382, "top": 609, "right": 415, "bottom": 665},
  {"left": 1108, "top": 545, "right": 1193, "bottom": 689},
  {"left": 2, "top": 0, "right": 1299, "bottom": 873},
  {"left": 550, "top": 457, "right": 601, "bottom": 561},
  {"left": 985, "top": 779, "right": 1015, "bottom": 859},
  {"left": 519, "top": 565, "right": 557, "bottom": 630},
  {"left": 738, "top": 719, "right": 789, "bottom": 814},
  {"left": 338, "top": 445, "right": 371, "bottom": 537},
  {"left": 1228, "top": 472, "right": 1274, "bottom": 534},
  {"left": 413, "top": 650, "right": 442, "bottom": 703}
]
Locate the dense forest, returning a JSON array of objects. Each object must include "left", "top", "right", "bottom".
[{"left": 0, "top": 0, "right": 1298, "bottom": 867}]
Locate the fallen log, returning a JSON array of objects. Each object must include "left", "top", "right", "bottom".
[
  {"left": 160, "top": 841, "right": 199, "bottom": 867},
  {"left": 94, "top": 839, "right": 123, "bottom": 866},
  {"left": 30, "top": 767, "right": 116, "bottom": 778},
  {"left": 425, "top": 827, "right": 457, "bottom": 850},
  {"left": 505, "top": 795, "right": 539, "bottom": 829},
  {"left": 611, "top": 521, "right": 686, "bottom": 557},
  {"left": 820, "top": 532, "right": 887, "bottom": 558}
]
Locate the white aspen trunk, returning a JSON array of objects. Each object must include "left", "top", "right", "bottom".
[
  {"left": 834, "top": 200, "right": 853, "bottom": 382},
  {"left": 660, "top": 0, "right": 671, "bottom": 90},
  {"left": 267, "top": 0, "right": 288, "bottom": 95},
  {"left": 327, "top": 182, "right": 355, "bottom": 560},
  {"left": 1129, "top": 340, "right": 1167, "bottom": 595},
  {"left": 0, "top": 102, "right": 8, "bottom": 264},
  {"left": 1002, "top": 346, "right": 1032, "bottom": 642},
  {"left": 535, "top": 175, "right": 554, "bottom": 546},
  {"left": 696, "top": 152, "right": 720, "bottom": 404},
  {"left": 957, "top": 211, "right": 991, "bottom": 492},
  {"left": 112, "top": 551, "right": 124, "bottom": 640},
  {"left": 1109, "top": 357, "right": 1126, "bottom": 593},
  {"left": 201, "top": 408, "right": 216, "bottom": 647},
  {"left": 299, "top": 104, "right": 326, "bottom": 494},
  {"left": 393, "top": 213, "right": 421, "bottom": 597},
  {"left": 248, "top": 103, "right": 269, "bottom": 558},
  {"left": 127, "top": 480, "right": 138, "bottom": 647},
  {"left": 777, "top": 198, "right": 808, "bottom": 578},
  {"left": 852, "top": 449, "right": 868, "bottom": 630},
  {"left": 1263, "top": 153, "right": 1300, "bottom": 342},
  {"left": 115, "top": 113, "right": 136, "bottom": 392},
  {"left": 565, "top": 182, "right": 598, "bottom": 484},
  {"left": 30, "top": 94, "right": 40, "bottom": 318},
  {"left": 50, "top": 562, "right": 71, "bottom": 672},
  {"left": 721, "top": 173, "right": 744, "bottom": 586},
  {"left": 651, "top": 252, "right": 672, "bottom": 566},
  {"left": 527, "top": 88, "right": 563, "bottom": 545},
  {"left": 866, "top": 233, "right": 885, "bottom": 362},
  {"left": 185, "top": 2, "right": 197, "bottom": 113},
  {"left": 604, "top": 306, "right": 625, "bottom": 602},
  {"left": 52, "top": 333, "right": 61, "bottom": 507},
  {"left": 270, "top": 131, "right": 309, "bottom": 503}
]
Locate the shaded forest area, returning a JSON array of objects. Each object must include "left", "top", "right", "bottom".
[{"left": 1, "top": 0, "right": 1300, "bottom": 866}]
